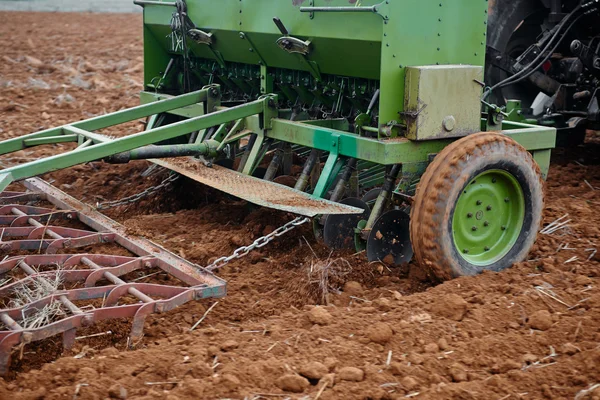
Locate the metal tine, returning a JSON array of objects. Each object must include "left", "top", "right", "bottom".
[
  {"left": 80, "top": 257, "right": 154, "bottom": 303},
  {"left": 0, "top": 313, "right": 23, "bottom": 331},
  {"left": 16, "top": 260, "right": 36, "bottom": 276}
]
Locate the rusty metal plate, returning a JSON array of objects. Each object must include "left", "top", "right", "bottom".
[{"left": 152, "top": 157, "right": 364, "bottom": 217}]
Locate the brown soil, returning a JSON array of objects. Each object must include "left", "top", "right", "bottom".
[{"left": 1, "top": 11, "right": 600, "bottom": 400}]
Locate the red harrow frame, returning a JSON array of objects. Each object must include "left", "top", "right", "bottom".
[{"left": 0, "top": 178, "right": 226, "bottom": 375}]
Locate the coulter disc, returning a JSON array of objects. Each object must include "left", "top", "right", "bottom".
[
  {"left": 367, "top": 209, "right": 413, "bottom": 265},
  {"left": 323, "top": 198, "right": 370, "bottom": 249}
]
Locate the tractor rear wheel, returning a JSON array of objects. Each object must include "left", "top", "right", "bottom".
[{"left": 410, "top": 132, "right": 544, "bottom": 281}]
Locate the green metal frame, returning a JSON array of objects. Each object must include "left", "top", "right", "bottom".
[{"left": 0, "top": 84, "right": 554, "bottom": 197}]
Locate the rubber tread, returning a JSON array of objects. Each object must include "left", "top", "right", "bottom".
[{"left": 410, "top": 132, "right": 545, "bottom": 281}]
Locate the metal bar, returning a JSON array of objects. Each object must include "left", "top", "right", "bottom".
[
  {"left": 77, "top": 139, "right": 93, "bottom": 149},
  {"left": 23, "top": 134, "right": 78, "bottom": 147},
  {"left": 0, "top": 98, "right": 265, "bottom": 192},
  {"left": 104, "top": 143, "right": 211, "bottom": 164},
  {"left": 23, "top": 177, "right": 226, "bottom": 290},
  {"left": 269, "top": 120, "right": 556, "bottom": 165},
  {"left": 0, "top": 313, "right": 22, "bottom": 331},
  {"left": 313, "top": 152, "right": 339, "bottom": 198},
  {"left": 17, "top": 261, "right": 36, "bottom": 276},
  {"left": 0, "top": 89, "right": 209, "bottom": 156},
  {"left": 133, "top": 0, "right": 177, "bottom": 6},
  {"left": 10, "top": 207, "right": 63, "bottom": 240},
  {"left": 300, "top": 5, "right": 379, "bottom": 13},
  {"left": 59, "top": 295, "right": 83, "bottom": 315},
  {"left": 81, "top": 257, "right": 154, "bottom": 303}
]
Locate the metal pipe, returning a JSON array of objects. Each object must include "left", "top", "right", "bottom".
[
  {"left": 133, "top": 0, "right": 176, "bottom": 6},
  {"left": 295, "top": 149, "right": 320, "bottom": 192},
  {"left": 81, "top": 257, "right": 154, "bottom": 304},
  {"left": 300, "top": 6, "right": 379, "bottom": 13},
  {"left": 365, "top": 164, "right": 401, "bottom": 231},
  {"left": 330, "top": 158, "right": 357, "bottom": 202},
  {"left": 11, "top": 207, "right": 62, "bottom": 240},
  {"left": 104, "top": 143, "right": 211, "bottom": 164},
  {"left": 264, "top": 148, "right": 284, "bottom": 182}
]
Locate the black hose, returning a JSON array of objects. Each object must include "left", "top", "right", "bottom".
[{"left": 484, "top": 2, "right": 591, "bottom": 98}]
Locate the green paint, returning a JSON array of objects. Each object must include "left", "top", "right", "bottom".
[{"left": 452, "top": 170, "right": 525, "bottom": 266}]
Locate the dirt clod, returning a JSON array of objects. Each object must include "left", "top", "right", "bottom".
[
  {"left": 299, "top": 361, "right": 329, "bottom": 380},
  {"left": 337, "top": 367, "right": 364, "bottom": 382},
  {"left": 424, "top": 342, "right": 440, "bottom": 353},
  {"left": 220, "top": 340, "right": 239, "bottom": 352},
  {"left": 343, "top": 281, "right": 364, "bottom": 295},
  {"left": 108, "top": 384, "right": 127, "bottom": 399},
  {"left": 431, "top": 294, "right": 469, "bottom": 321},
  {"left": 401, "top": 376, "right": 419, "bottom": 391},
  {"left": 528, "top": 310, "right": 553, "bottom": 331},
  {"left": 275, "top": 374, "right": 310, "bottom": 393},
  {"left": 449, "top": 363, "right": 468, "bottom": 382},
  {"left": 367, "top": 322, "right": 394, "bottom": 344},
  {"left": 308, "top": 306, "right": 333, "bottom": 325}
]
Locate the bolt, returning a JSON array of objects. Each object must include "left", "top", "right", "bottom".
[
  {"left": 467, "top": 212, "right": 473, "bottom": 218},
  {"left": 487, "top": 205, "right": 492, "bottom": 211},
  {"left": 484, "top": 221, "right": 489, "bottom": 227},
  {"left": 472, "top": 226, "right": 478, "bottom": 231},
  {"left": 484, "top": 246, "right": 490, "bottom": 251},
  {"left": 476, "top": 200, "right": 482, "bottom": 205}
]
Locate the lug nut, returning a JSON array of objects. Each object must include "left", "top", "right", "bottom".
[
  {"left": 467, "top": 212, "right": 473, "bottom": 218},
  {"left": 492, "top": 178, "right": 497, "bottom": 183},
  {"left": 487, "top": 205, "right": 492, "bottom": 211},
  {"left": 484, "top": 246, "right": 490, "bottom": 251},
  {"left": 501, "top": 225, "right": 506, "bottom": 231},
  {"left": 504, "top": 198, "right": 510, "bottom": 203},
  {"left": 472, "top": 226, "right": 478, "bottom": 231},
  {"left": 476, "top": 200, "right": 482, "bottom": 205},
  {"left": 463, "top": 249, "right": 469, "bottom": 254},
  {"left": 484, "top": 221, "right": 489, "bottom": 227}
]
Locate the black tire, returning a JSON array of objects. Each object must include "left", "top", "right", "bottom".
[{"left": 410, "top": 133, "right": 545, "bottom": 281}]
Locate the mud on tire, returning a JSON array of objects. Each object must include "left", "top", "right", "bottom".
[{"left": 410, "top": 132, "right": 544, "bottom": 281}]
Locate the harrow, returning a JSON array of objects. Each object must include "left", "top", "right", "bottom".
[{"left": 0, "top": 0, "right": 557, "bottom": 374}]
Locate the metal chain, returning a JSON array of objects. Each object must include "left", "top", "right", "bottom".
[
  {"left": 205, "top": 216, "right": 310, "bottom": 271},
  {"left": 96, "top": 173, "right": 180, "bottom": 210}
]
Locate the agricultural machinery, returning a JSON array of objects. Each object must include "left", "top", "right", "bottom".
[
  {"left": 3, "top": 0, "right": 592, "bottom": 373},
  {"left": 487, "top": 0, "right": 600, "bottom": 146}
]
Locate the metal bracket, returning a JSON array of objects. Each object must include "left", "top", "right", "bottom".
[
  {"left": 188, "top": 28, "right": 213, "bottom": 45},
  {"left": 276, "top": 36, "right": 311, "bottom": 56}
]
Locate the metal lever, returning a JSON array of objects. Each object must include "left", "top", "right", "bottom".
[{"left": 273, "top": 17, "right": 289, "bottom": 35}]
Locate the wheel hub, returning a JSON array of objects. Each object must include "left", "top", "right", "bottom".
[{"left": 452, "top": 170, "right": 525, "bottom": 266}]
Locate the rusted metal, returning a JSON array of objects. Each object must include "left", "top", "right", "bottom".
[
  {"left": 0, "top": 179, "right": 226, "bottom": 376},
  {"left": 152, "top": 157, "right": 363, "bottom": 217}
]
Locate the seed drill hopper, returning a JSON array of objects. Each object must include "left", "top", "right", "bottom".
[{"left": 0, "top": 0, "right": 555, "bottom": 373}]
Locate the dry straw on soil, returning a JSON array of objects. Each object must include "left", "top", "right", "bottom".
[{"left": 7, "top": 265, "right": 65, "bottom": 329}]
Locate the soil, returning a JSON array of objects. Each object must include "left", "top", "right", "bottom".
[{"left": 1, "top": 11, "right": 600, "bottom": 400}]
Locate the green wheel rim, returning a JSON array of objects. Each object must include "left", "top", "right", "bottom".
[{"left": 452, "top": 169, "right": 525, "bottom": 266}]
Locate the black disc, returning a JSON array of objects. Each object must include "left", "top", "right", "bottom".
[
  {"left": 361, "top": 188, "right": 382, "bottom": 207},
  {"left": 367, "top": 209, "right": 413, "bottom": 265},
  {"left": 323, "top": 198, "right": 370, "bottom": 249}
]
